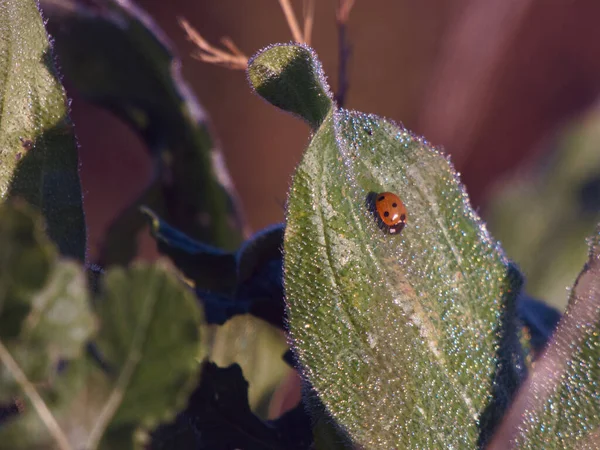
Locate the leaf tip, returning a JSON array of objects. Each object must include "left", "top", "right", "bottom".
[{"left": 247, "top": 43, "right": 333, "bottom": 128}]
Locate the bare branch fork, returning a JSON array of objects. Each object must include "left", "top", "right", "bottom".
[
  {"left": 180, "top": 0, "right": 355, "bottom": 108},
  {"left": 179, "top": 18, "right": 248, "bottom": 70},
  {"left": 180, "top": 0, "right": 317, "bottom": 70}
]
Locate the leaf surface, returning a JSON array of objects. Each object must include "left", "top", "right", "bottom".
[
  {"left": 92, "top": 262, "right": 206, "bottom": 448},
  {"left": 0, "top": 203, "right": 94, "bottom": 402},
  {"left": 43, "top": 0, "right": 245, "bottom": 263},
  {"left": 0, "top": 0, "right": 86, "bottom": 260},
  {"left": 489, "top": 225, "right": 600, "bottom": 449},
  {"left": 249, "top": 44, "right": 525, "bottom": 448}
]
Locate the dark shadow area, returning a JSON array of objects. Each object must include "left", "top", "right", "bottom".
[
  {"left": 151, "top": 361, "right": 313, "bottom": 450},
  {"left": 477, "top": 263, "right": 528, "bottom": 448},
  {"left": 6, "top": 120, "right": 86, "bottom": 261},
  {"left": 517, "top": 294, "right": 561, "bottom": 355}
]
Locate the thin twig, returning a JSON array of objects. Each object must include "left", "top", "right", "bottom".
[
  {"left": 278, "top": 0, "right": 304, "bottom": 43},
  {"left": 336, "top": 0, "right": 355, "bottom": 23},
  {"left": 180, "top": 1, "right": 317, "bottom": 71},
  {"left": 334, "top": 0, "right": 356, "bottom": 106},
  {"left": 220, "top": 37, "right": 245, "bottom": 57},
  {"left": 0, "top": 341, "right": 72, "bottom": 450},
  {"left": 303, "top": 0, "right": 316, "bottom": 46},
  {"left": 179, "top": 18, "right": 248, "bottom": 70}
]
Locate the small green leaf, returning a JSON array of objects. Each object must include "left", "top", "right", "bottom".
[
  {"left": 0, "top": 356, "right": 106, "bottom": 450},
  {"left": 0, "top": 203, "right": 94, "bottom": 402},
  {"left": 0, "top": 0, "right": 86, "bottom": 260},
  {"left": 0, "top": 203, "right": 53, "bottom": 338},
  {"left": 43, "top": 0, "right": 246, "bottom": 263},
  {"left": 92, "top": 262, "right": 206, "bottom": 448},
  {"left": 251, "top": 45, "right": 526, "bottom": 448},
  {"left": 207, "top": 315, "right": 290, "bottom": 416},
  {"left": 248, "top": 44, "right": 333, "bottom": 128},
  {"left": 0, "top": 203, "right": 94, "bottom": 450},
  {"left": 489, "top": 225, "right": 600, "bottom": 449},
  {"left": 0, "top": 261, "right": 205, "bottom": 450}
]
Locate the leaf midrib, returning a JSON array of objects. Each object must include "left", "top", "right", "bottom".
[
  {"left": 331, "top": 110, "right": 480, "bottom": 425},
  {"left": 86, "top": 271, "right": 159, "bottom": 449}
]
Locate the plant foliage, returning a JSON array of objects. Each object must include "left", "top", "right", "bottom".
[{"left": 0, "top": 0, "right": 597, "bottom": 449}]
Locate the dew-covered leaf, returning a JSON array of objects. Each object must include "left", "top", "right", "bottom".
[
  {"left": 489, "top": 226, "right": 600, "bottom": 449},
  {"left": 43, "top": 0, "right": 246, "bottom": 263},
  {"left": 0, "top": 0, "right": 86, "bottom": 260},
  {"left": 249, "top": 44, "right": 526, "bottom": 448},
  {"left": 248, "top": 44, "right": 333, "bottom": 129}
]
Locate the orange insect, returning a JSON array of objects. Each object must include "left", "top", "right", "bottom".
[{"left": 369, "top": 191, "right": 407, "bottom": 235}]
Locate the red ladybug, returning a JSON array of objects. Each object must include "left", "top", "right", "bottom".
[{"left": 369, "top": 192, "right": 407, "bottom": 234}]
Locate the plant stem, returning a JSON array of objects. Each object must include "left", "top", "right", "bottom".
[
  {"left": 0, "top": 340, "right": 72, "bottom": 450},
  {"left": 335, "top": 20, "right": 351, "bottom": 107},
  {"left": 278, "top": 0, "right": 304, "bottom": 43}
]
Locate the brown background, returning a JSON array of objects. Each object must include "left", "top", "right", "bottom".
[{"left": 66, "top": 0, "right": 600, "bottom": 259}]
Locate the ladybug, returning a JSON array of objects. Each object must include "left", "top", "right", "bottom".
[{"left": 367, "top": 191, "right": 407, "bottom": 234}]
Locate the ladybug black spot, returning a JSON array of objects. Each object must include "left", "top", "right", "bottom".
[
  {"left": 378, "top": 196, "right": 385, "bottom": 202},
  {"left": 384, "top": 211, "right": 390, "bottom": 217},
  {"left": 392, "top": 203, "right": 397, "bottom": 208}
]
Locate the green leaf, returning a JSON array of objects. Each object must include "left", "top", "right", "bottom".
[
  {"left": 141, "top": 205, "right": 288, "bottom": 417},
  {"left": 92, "top": 262, "right": 206, "bottom": 449},
  {"left": 0, "top": 203, "right": 94, "bottom": 402},
  {"left": 207, "top": 315, "right": 290, "bottom": 415},
  {"left": 248, "top": 44, "right": 333, "bottom": 129},
  {"left": 251, "top": 45, "right": 526, "bottom": 448},
  {"left": 0, "top": 203, "right": 94, "bottom": 450},
  {"left": 488, "top": 225, "right": 600, "bottom": 449},
  {"left": 0, "top": 356, "right": 106, "bottom": 450},
  {"left": 43, "top": 0, "right": 246, "bottom": 264},
  {"left": 0, "top": 0, "right": 86, "bottom": 260},
  {"left": 0, "top": 261, "right": 205, "bottom": 450}
]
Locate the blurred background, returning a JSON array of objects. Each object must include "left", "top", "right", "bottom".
[
  {"left": 68, "top": 0, "right": 600, "bottom": 313},
  {"left": 50, "top": 0, "right": 600, "bottom": 418}
]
